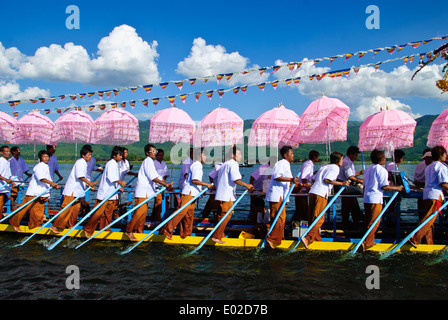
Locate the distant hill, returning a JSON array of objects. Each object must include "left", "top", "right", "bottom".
[{"left": 13, "top": 114, "right": 439, "bottom": 163}]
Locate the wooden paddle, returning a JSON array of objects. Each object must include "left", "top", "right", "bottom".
[
  {"left": 286, "top": 186, "right": 346, "bottom": 253},
  {"left": 120, "top": 186, "right": 211, "bottom": 255},
  {"left": 75, "top": 187, "right": 167, "bottom": 249},
  {"left": 188, "top": 189, "right": 249, "bottom": 255}
]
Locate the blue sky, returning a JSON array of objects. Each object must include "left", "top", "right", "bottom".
[{"left": 0, "top": 0, "right": 447, "bottom": 123}]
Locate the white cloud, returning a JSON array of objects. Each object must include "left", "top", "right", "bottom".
[
  {"left": 1, "top": 25, "right": 160, "bottom": 88},
  {"left": 356, "top": 96, "right": 422, "bottom": 120},
  {"left": 0, "top": 81, "right": 50, "bottom": 101},
  {"left": 176, "top": 37, "right": 269, "bottom": 85}
]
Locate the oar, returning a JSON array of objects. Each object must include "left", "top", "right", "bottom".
[
  {"left": 47, "top": 186, "right": 122, "bottom": 250},
  {"left": 120, "top": 186, "right": 211, "bottom": 255},
  {"left": 287, "top": 186, "right": 346, "bottom": 253},
  {"left": 381, "top": 200, "right": 448, "bottom": 259},
  {"left": 349, "top": 191, "right": 399, "bottom": 255},
  {"left": 75, "top": 187, "right": 167, "bottom": 249},
  {"left": 0, "top": 187, "right": 53, "bottom": 224},
  {"left": 188, "top": 189, "right": 249, "bottom": 255},
  {"left": 260, "top": 173, "right": 301, "bottom": 249},
  {"left": 15, "top": 187, "right": 93, "bottom": 246}
]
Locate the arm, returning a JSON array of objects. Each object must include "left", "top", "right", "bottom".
[
  {"left": 235, "top": 179, "right": 254, "bottom": 191},
  {"left": 381, "top": 185, "right": 404, "bottom": 192},
  {"left": 192, "top": 179, "right": 214, "bottom": 190},
  {"left": 40, "top": 178, "right": 60, "bottom": 189},
  {"left": 54, "top": 170, "right": 63, "bottom": 181},
  {"left": 324, "top": 178, "right": 350, "bottom": 187},
  {"left": 152, "top": 177, "right": 173, "bottom": 189},
  {"left": 79, "top": 177, "right": 96, "bottom": 189}
]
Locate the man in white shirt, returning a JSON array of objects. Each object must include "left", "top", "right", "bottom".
[
  {"left": 201, "top": 162, "right": 223, "bottom": 219},
  {"left": 125, "top": 144, "right": 173, "bottom": 240},
  {"left": 302, "top": 152, "right": 349, "bottom": 249},
  {"left": 46, "top": 145, "right": 63, "bottom": 182},
  {"left": 362, "top": 149, "right": 403, "bottom": 250},
  {"left": 178, "top": 148, "right": 193, "bottom": 189},
  {"left": 49, "top": 145, "right": 97, "bottom": 234},
  {"left": 151, "top": 148, "right": 170, "bottom": 221},
  {"left": 9, "top": 150, "right": 60, "bottom": 232},
  {"left": 162, "top": 148, "right": 213, "bottom": 240},
  {"left": 83, "top": 147, "right": 127, "bottom": 238},
  {"left": 212, "top": 146, "right": 254, "bottom": 244},
  {"left": 410, "top": 146, "right": 448, "bottom": 247},
  {"left": 336, "top": 146, "right": 364, "bottom": 227},
  {"left": 265, "top": 146, "right": 300, "bottom": 249},
  {"left": 293, "top": 150, "right": 319, "bottom": 222},
  {"left": 0, "top": 146, "right": 14, "bottom": 214}
]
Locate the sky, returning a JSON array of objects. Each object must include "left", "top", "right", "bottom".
[{"left": 0, "top": 0, "right": 447, "bottom": 124}]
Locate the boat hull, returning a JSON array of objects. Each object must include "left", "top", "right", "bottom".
[{"left": 1, "top": 223, "right": 446, "bottom": 253}]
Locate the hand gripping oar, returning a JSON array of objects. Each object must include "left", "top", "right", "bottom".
[
  {"left": 188, "top": 189, "right": 249, "bottom": 255},
  {"left": 75, "top": 187, "right": 167, "bottom": 249},
  {"left": 0, "top": 187, "right": 53, "bottom": 224},
  {"left": 47, "top": 186, "right": 122, "bottom": 250},
  {"left": 260, "top": 173, "right": 301, "bottom": 249},
  {"left": 381, "top": 200, "right": 448, "bottom": 259},
  {"left": 349, "top": 191, "right": 399, "bottom": 255},
  {"left": 120, "top": 186, "right": 211, "bottom": 255},
  {"left": 15, "top": 186, "right": 93, "bottom": 246},
  {"left": 287, "top": 186, "right": 346, "bottom": 253}
]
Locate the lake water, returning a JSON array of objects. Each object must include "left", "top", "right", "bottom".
[{"left": 2, "top": 161, "right": 448, "bottom": 302}]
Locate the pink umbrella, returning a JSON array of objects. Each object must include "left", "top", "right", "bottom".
[
  {"left": 0, "top": 111, "right": 18, "bottom": 144},
  {"left": 14, "top": 111, "right": 55, "bottom": 145},
  {"left": 149, "top": 105, "right": 195, "bottom": 144},
  {"left": 248, "top": 103, "right": 301, "bottom": 148},
  {"left": 427, "top": 109, "right": 448, "bottom": 149},
  {"left": 193, "top": 106, "right": 244, "bottom": 147},
  {"left": 358, "top": 108, "right": 417, "bottom": 151},
  {"left": 51, "top": 110, "right": 94, "bottom": 144},
  {"left": 284, "top": 95, "right": 350, "bottom": 146},
  {"left": 91, "top": 109, "right": 139, "bottom": 145}
]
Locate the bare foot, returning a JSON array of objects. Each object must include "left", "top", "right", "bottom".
[
  {"left": 125, "top": 232, "right": 137, "bottom": 241},
  {"left": 13, "top": 226, "right": 21, "bottom": 232},
  {"left": 49, "top": 226, "right": 61, "bottom": 234},
  {"left": 301, "top": 237, "right": 309, "bottom": 249},
  {"left": 408, "top": 239, "right": 417, "bottom": 248},
  {"left": 211, "top": 237, "right": 225, "bottom": 244},
  {"left": 266, "top": 239, "right": 276, "bottom": 249},
  {"left": 163, "top": 230, "right": 173, "bottom": 240},
  {"left": 83, "top": 230, "right": 91, "bottom": 239}
]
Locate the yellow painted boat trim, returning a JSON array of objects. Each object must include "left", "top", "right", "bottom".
[{"left": 1, "top": 223, "right": 446, "bottom": 253}]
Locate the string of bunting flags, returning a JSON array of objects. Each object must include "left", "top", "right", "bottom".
[
  {"left": 3, "top": 50, "right": 438, "bottom": 117},
  {"left": 2, "top": 33, "right": 447, "bottom": 108}
]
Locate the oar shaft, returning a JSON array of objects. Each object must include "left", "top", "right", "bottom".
[
  {"left": 17, "top": 187, "right": 93, "bottom": 246},
  {"left": 47, "top": 186, "right": 121, "bottom": 250},
  {"left": 384, "top": 200, "right": 448, "bottom": 257},
  {"left": 121, "top": 187, "right": 210, "bottom": 254},
  {"left": 0, "top": 187, "right": 53, "bottom": 224},
  {"left": 75, "top": 187, "right": 167, "bottom": 249},
  {"left": 288, "top": 186, "right": 346, "bottom": 252},
  {"left": 191, "top": 190, "right": 249, "bottom": 254},
  {"left": 350, "top": 191, "right": 399, "bottom": 255}
]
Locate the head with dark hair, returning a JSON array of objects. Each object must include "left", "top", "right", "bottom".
[
  {"left": 144, "top": 144, "right": 157, "bottom": 158},
  {"left": 111, "top": 146, "right": 124, "bottom": 159},
  {"left": 82, "top": 144, "right": 93, "bottom": 153},
  {"left": 280, "top": 146, "right": 293, "bottom": 158},
  {"left": 0, "top": 145, "right": 10, "bottom": 159},
  {"left": 330, "top": 151, "right": 344, "bottom": 166},
  {"left": 432, "top": 145, "right": 447, "bottom": 162},
  {"left": 193, "top": 147, "right": 207, "bottom": 163},
  {"left": 370, "top": 149, "right": 385, "bottom": 165},
  {"left": 308, "top": 150, "right": 320, "bottom": 161},
  {"left": 0, "top": 145, "right": 9, "bottom": 153},
  {"left": 80, "top": 145, "right": 92, "bottom": 158},
  {"left": 346, "top": 146, "right": 360, "bottom": 161},
  {"left": 394, "top": 149, "right": 405, "bottom": 163},
  {"left": 10, "top": 146, "right": 19, "bottom": 154},
  {"left": 46, "top": 145, "right": 56, "bottom": 156},
  {"left": 226, "top": 145, "right": 242, "bottom": 162},
  {"left": 38, "top": 150, "right": 50, "bottom": 163}
]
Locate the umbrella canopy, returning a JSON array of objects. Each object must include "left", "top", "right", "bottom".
[
  {"left": 284, "top": 95, "right": 350, "bottom": 146},
  {"left": 248, "top": 103, "right": 301, "bottom": 148},
  {"left": 149, "top": 106, "right": 195, "bottom": 144},
  {"left": 427, "top": 109, "right": 448, "bottom": 149},
  {"left": 90, "top": 109, "right": 139, "bottom": 145},
  {"left": 193, "top": 106, "right": 244, "bottom": 147},
  {"left": 50, "top": 110, "right": 94, "bottom": 144},
  {"left": 0, "top": 111, "right": 18, "bottom": 144},
  {"left": 358, "top": 108, "right": 417, "bottom": 151},
  {"left": 14, "top": 111, "right": 55, "bottom": 145}
]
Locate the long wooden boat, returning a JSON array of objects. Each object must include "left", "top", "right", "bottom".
[{"left": 1, "top": 219, "right": 446, "bottom": 253}]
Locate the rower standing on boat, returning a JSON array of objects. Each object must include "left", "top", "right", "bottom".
[
  {"left": 409, "top": 146, "right": 448, "bottom": 247},
  {"left": 0, "top": 146, "right": 14, "bottom": 214},
  {"left": 361, "top": 149, "right": 404, "bottom": 251},
  {"left": 200, "top": 162, "right": 222, "bottom": 219},
  {"left": 49, "top": 145, "right": 97, "bottom": 234},
  {"left": 9, "top": 146, "right": 32, "bottom": 210},
  {"left": 212, "top": 146, "right": 254, "bottom": 244},
  {"left": 302, "top": 152, "right": 349, "bottom": 249},
  {"left": 161, "top": 148, "right": 213, "bottom": 240},
  {"left": 9, "top": 150, "right": 60, "bottom": 232},
  {"left": 264, "top": 146, "right": 300, "bottom": 249},
  {"left": 125, "top": 144, "right": 173, "bottom": 240},
  {"left": 151, "top": 148, "right": 170, "bottom": 221},
  {"left": 82, "top": 147, "right": 127, "bottom": 238}
]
